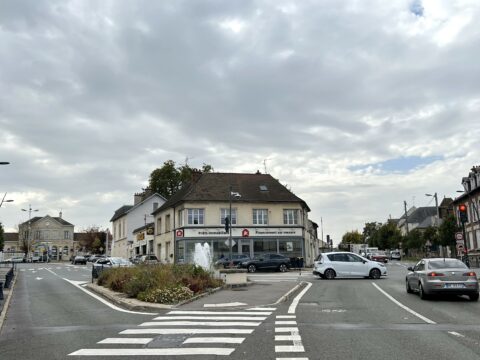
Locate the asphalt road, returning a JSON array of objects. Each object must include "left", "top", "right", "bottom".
[{"left": 2, "top": 262, "right": 480, "bottom": 359}]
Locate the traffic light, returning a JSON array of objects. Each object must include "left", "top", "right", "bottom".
[
  {"left": 224, "top": 217, "right": 230, "bottom": 232},
  {"left": 459, "top": 204, "right": 468, "bottom": 223},
  {"left": 326, "top": 234, "right": 331, "bottom": 245}
]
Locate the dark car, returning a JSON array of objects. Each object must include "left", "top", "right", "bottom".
[
  {"left": 370, "top": 252, "right": 388, "bottom": 263},
  {"left": 215, "top": 254, "right": 250, "bottom": 268},
  {"left": 73, "top": 255, "right": 87, "bottom": 265},
  {"left": 240, "top": 253, "right": 291, "bottom": 273}
]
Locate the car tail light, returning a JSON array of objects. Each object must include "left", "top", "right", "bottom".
[
  {"left": 427, "top": 272, "right": 445, "bottom": 277},
  {"left": 463, "top": 272, "right": 477, "bottom": 277}
]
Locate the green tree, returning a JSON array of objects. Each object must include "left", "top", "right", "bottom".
[
  {"left": 341, "top": 230, "right": 363, "bottom": 244},
  {"left": 438, "top": 214, "right": 459, "bottom": 247},
  {"left": 363, "top": 222, "right": 381, "bottom": 246},
  {"left": 78, "top": 226, "right": 106, "bottom": 253},
  {"left": 0, "top": 222, "right": 4, "bottom": 251},
  {"left": 149, "top": 160, "right": 214, "bottom": 199},
  {"left": 404, "top": 229, "right": 424, "bottom": 250},
  {"left": 371, "top": 222, "right": 402, "bottom": 250},
  {"left": 423, "top": 226, "right": 438, "bottom": 246}
]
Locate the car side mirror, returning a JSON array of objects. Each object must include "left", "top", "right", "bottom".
[
  {"left": 407, "top": 266, "right": 414, "bottom": 271},
  {"left": 362, "top": 260, "right": 367, "bottom": 264}
]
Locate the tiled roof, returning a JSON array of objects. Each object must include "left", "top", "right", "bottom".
[
  {"left": 153, "top": 172, "right": 310, "bottom": 214},
  {"left": 110, "top": 205, "right": 134, "bottom": 222},
  {"left": 3, "top": 232, "right": 18, "bottom": 242},
  {"left": 407, "top": 207, "right": 437, "bottom": 224},
  {"left": 20, "top": 216, "right": 74, "bottom": 227}
]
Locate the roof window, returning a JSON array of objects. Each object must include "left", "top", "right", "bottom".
[{"left": 259, "top": 185, "right": 268, "bottom": 191}]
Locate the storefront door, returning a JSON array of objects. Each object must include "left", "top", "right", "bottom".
[{"left": 240, "top": 239, "right": 252, "bottom": 258}]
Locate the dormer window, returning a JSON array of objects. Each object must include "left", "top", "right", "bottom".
[{"left": 259, "top": 185, "right": 268, "bottom": 191}]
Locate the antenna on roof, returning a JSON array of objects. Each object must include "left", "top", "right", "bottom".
[
  {"left": 185, "top": 156, "right": 194, "bottom": 167},
  {"left": 263, "top": 158, "right": 270, "bottom": 174}
]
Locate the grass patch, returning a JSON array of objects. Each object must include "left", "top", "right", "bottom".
[{"left": 97, "top": 264, "right": 223, "bottom": 304}]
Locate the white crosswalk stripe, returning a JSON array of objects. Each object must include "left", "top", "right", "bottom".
[
  {"left": 69, "top": 308, "right": 274, "bottom": 356},
  {"left": 274, "top": 315, "right": 308, "bottom": 359}
]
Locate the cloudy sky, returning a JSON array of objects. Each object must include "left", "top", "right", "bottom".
[{"left": 1, "top": 0, "right": 479, "bottom": 244}]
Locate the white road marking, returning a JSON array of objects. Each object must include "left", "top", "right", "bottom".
[
  {"left": 97, "top": 338, "right": 153, "bottom": 344},
  {"left": 321, "top": 309, "right": 346, "bottom": 313},
  {"left": 277, "top": 315, "right": 296, "bottom": 319},
  {"left": 276, "top": 321, "right": 297, "bottom": 325},
  {"left": 140, "top": 321, "right": 261, "bottom": 327},
  {"left": 20, "top": 269, "right": 25, "bottom": 272},
  {"left": 275, "top": 327, "right": 299, "bottom": 333},
  {"left": 35, "top": 277, "right": 43, "bottom": 280},
  {"left": 183, "top": 337, "right": 245, "bottom": 344},
  {"left": 248, "top": 307, "right": 277, "bottom": 311},
  {"left": 154, "top": 316, "right": 267, "bottom": 321},
  {"left": 121, "top": 328, "right": 254, "bottom": 335},
  {"left": 276, "top": 358, "right": 309, "bottom": 360},
  {"left": 168, "top": 310, "right": 271, "bottom": 315},
  {"left": 288, "top": 282, "right": 312, "bottom": 314},
  {"left": 203, "top": 302, "right": 247, "bottom": 307},
  {"left": 275, "top": 335, "right": 302, "bottom": 341},
  {"left": 43, "top": 268, "right": 156, "bottom": 315},
  {"left": 68, "top": 348, "right": 235, "bottom": 356},
  {"left": 371, "top": 283, "right": 436, "bottom": 324},
  {"left": 275, "top": 345, "right": 305, "bottom": 352},
  {"left": 448, "top": 331, "right": 465, "bottom": 338}
]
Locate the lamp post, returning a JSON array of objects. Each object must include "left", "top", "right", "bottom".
[
  {"left": 425, "top": 193, "right": 440, "bottom": 227},
  {"left": 21, "top": 204, "right": 39, "bottom": 260},
  {"left": 0, "top": 193, "right": 14, "bottom": 207},
  {"left": 0, "top": 162, "right": 10, "bottom": 165},
  {"left": 227, "top": 186, "right": 241, "bottom": 261}
]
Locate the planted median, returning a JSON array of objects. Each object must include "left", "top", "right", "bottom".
[{"left": 96, "top": 264, "right": 223, "bottom": 304}]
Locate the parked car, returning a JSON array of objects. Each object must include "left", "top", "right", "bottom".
[
  {"left": 215, "top": 254, "right": 250, "bottom": 268},
  {"left": 239, "top": 253, "right": 291, "bottom": 273},
  {"left": 139, "top": 254, "right": 159, "bottom": 265},
  {"left": 6, "top": 256, "right": 25, "bottom": 263},
  {"left": 313, "top": 251, "right": 387, "bottom": 279},
  {"left": 29, "top": 255, "right": 41, "bottom": 263},
  {"left": 370, "top": 251, "right": 388, "bottom": 263},
  {"left": 390, "top": 251, "right": 401, "bottom": 260},
  {"left": 73, "top": 255, "right": 87, "bottom": 265},
  {"left": 92, "top": 257, "right": 133, "bottom": 278},
  {"left": 130, "top": 255, "right": 143, "bottom": 264},
  {"left": 406, "top": 258, "right": 479, "bottom": 301},
  {"left": 88, "top": 255, "right": 105, "bottom": 263}
]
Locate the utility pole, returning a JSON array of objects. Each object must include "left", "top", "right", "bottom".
[
  {"left": 21, "top": 204, "right": 39, "bottom": 260},
  {"left": 404, "top": 201, "right": 410, "bottom": 235}
]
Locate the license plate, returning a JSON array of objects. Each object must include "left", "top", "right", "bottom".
[{"left": 444, "top": 283, "right": 465, "bottom": 289}]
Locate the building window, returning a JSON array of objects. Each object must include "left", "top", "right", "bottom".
[
  {"left": 35, "top": 230, "right": 41, "bottom": 239},
  {"left": 220, "top": 208, "right": 237, "bottom": 225},
  {"left": 165, "top": 214, "right": 171, "bottom": 232},
  {"left": 253, "top": 209, "right": 268, "bottom": 225},
  {"left": 187, "top": 209, "right": 204, "bottom": 225},
  {"left": 64, "top": 231, "right": 70, "bottom": 239},
  {"left": 178, "top": 209, "right": 184, "bottom": 226},
  {"left": 156, "top": 217, "right": 162, "bottom": 235},
  {"left": 283, "top": 209, "right": 299, "bottom": 225}
]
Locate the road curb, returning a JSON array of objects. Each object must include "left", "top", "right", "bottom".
[
  {"left": 273, "top": 281, "right": 307, "bottom": 305},
  {"left": 0, "top": 269, "right": 19, "bottom": 333},
  {"left": 85, "top": 282, "right": 225, "bottom": 312}
]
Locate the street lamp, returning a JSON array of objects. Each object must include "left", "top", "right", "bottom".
[
  {"left": 21, "top": 204, "right": 39, "bottom": 259},
  {"left": 0, "top": 193, "right": 14, "bottom": 207},
  {"left": 227, "top": 186, "right": 241, "bottom": 261},
  {"left": 425, "top": 193, "right": 440, "bottom": 227},
  {"left": 0, "top": 162, "right": 10, "bottom": 165}
]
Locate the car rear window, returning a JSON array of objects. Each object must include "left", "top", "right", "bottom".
[{"left": 428, "top": 260, "right": 467, "bottom": 269}]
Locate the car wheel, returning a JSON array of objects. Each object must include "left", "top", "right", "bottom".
[
  {"left": 369, "top": 268, "right": 381, "bottom": 279},
  {"left": 248, "top": 264, "right": 256, "bottom": 273},
  {"left": 418, "top": 283, "right": 428, "bottom": 300},
  {"left": 324, "top": 269, "right": 336, "bottom": 280},
  {"left": 278, "top": 264, "right": 288, "bottom": 272},
  {"left": 406, "top": 280, "right": 413, "bottom": 293},
  {"left": 469, "top": 293, "right": 479, "bottom": 302}
]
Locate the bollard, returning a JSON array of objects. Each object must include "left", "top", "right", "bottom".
[
  {"left": 0, "top": 281, "right": 4, "bottom": 300},
  {"left": 4, "top": 270, "right": 13, "bottom": 288}
]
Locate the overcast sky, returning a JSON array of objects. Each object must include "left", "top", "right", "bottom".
[{"left": 1, "top": 0, "right": 479, "bottom": 244}]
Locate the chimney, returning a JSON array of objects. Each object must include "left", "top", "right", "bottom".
[
  {"left": 134, "top": 192, "right": 143, "bottom": 205},
  {"left": 59, "top": 211, "right": 62, "bottom": 218}
]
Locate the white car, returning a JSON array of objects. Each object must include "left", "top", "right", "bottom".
[{"left": 313, "top": 251, "right": 387, "bottom": 279}]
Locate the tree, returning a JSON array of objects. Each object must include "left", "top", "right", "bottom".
[
  {"left": 423, "top": 226, "right": 438, "bottom": 246},
  {"left": 362, "top": 222, "right": 381, "bottom": 246},
  {"left": 78, "top": 226, "right": 106, "bottom": 253},
  {"left": 404, "top": 229, "right": 424, "bottom": 250},
  {"left": 149, "top": 160, "right": 214, "bottom": 199},
  {"left": 371, "top": 222, "right": 402, "bottom": 250},
  {"left": 0, "top": 222, "right": 4, "bottom": 251},
  {"left": 341, "top": 230, "right": 363, "bottom": 244},
  {"left": 438, "top": 214, "right": 459, "bottom": 247}
]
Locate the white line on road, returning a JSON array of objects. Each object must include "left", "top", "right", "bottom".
[
  {"left": 35, "top": 277, "right": 43, "bottom": 280},
  {"left": 168, "top": 310, "right": 271, "bottom": 315},
  {"left": 154, "top": 316, "right": 267, "bottom": 321},
  {"left": 97, "top": 338, "right": 153, "bottom": 344},
  {"left": 248, "top": 307, "right": 277, "bottom": 311},
  {"left": 68, "top": 348, "right": 235, "bottom": 356},
  {"left": 275, "top": 345, "right": 305, "bottom": 352},
  {"left": 288, "top": 282, "right": 312, "bottom": 314},
  {"left": 139, "top": 321, "right": 261, "bottom": 327},
  {"left": 371, "top": 282, "right": 436, "bottom": 324},
  {"left": 183, "top": 337, "right": 245, "bottom": 344},
  {"left": 121, "top": 328, "right": 254, "bottom": 335},
  {"left": 276, "top": 358, "right": 309, "bottom": 360},
  {"left": 275, "top": 327, "right": 299, "bottom": 333},
  {"left": 448, "top": 331, "right": 465, "bottom": 338},
  {"left": 203, "top": 302, "right": 248, "bottom": 307},
  {"left": 275, "top": 335, "right": 302, "bottom": 341},
  {"left": 275, "top": 321, "right": 297, "bottom": 325},
  {"left": 43, "top": 268, "right": 157, "bottom": 316},
  {"left": 276, "top": 315, "right": 296, "bottom": 319}
]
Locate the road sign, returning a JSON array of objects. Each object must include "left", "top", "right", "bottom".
[
  {"left": 456, "top": 243, "right": 464, "bottom": 253},
  {"left": 455, "top": 232, "right": 463, "bottom": 241},
  {"left": 456, "top": 239, "right": 464, "bottom": 246}
]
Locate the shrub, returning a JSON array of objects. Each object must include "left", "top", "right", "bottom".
[{"left": 137, "top": 285, "right": 194, "bottom": 304}]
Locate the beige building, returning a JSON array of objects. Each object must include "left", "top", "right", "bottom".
[
  {"left": 152, "top": 172, "right": 318, "bottom": 266},
  {"left": 18, "top": 213, "right": 74, "bottom": 260}
]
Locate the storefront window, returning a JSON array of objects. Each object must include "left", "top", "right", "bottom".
[
  {"left": 279, "top": 239, "right": 303, "bottom": 258},
  {"left": 176, "top": 240, "right": 185, "bottom": 263},
  {"left": 253, "top": 239, "right": 277, "bottom": 256},
  {"left": 212, "top": 240, "right": 231, "bottom": 260}
]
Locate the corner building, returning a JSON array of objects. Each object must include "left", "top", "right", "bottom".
[{"left": 152, "top": 172, "right": 317, "bottom": 266}]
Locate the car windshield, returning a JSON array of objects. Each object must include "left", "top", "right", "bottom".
[{"left": 428, "top": 259, "right": 468, "bottom": 269}]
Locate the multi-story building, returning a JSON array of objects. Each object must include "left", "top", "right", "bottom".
[
  {"left": 18, "top": 212, "right": 74, "bottom": 260},
  {"left": 110, "top": 191, "right": 166, "bottom": 259},
  {"left": 151, "top": 172, "right": 318, "bottom": 266},
  {"left": 453, "top": 166, "right": 480, "bottom": 251}
]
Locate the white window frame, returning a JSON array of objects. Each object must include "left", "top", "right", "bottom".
[
  {"left": 283, "top": 209, "right": 299, "bottom": 225},
  {"left": 178, "top": 209, "right": 185, "bottom": 227},
  {"left": 187, "top": 208, "right": 204, "bottom": 225},
  {"left": 221, "top": 208, "right": 237, "bottom": 225},
  {"left": 253, "top": 209, "right": 268, "bottom": 225}
]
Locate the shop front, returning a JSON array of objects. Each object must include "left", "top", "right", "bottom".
[{"left": 175, "top": 227, "right": 304, "bottom": 264}]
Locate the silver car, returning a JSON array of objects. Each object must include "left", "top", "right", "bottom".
[{"left": 406, "top": 258, "right": 479, "bottom": 301}]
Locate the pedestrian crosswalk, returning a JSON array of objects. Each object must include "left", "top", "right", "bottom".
[
  {"left": 247, "top": 272, "right": 316, "bottom": 283},
  {"left": 274, "top": 314, "right": 308, "bottom": 360},
  {"left": 69, "top": 308, "right": 275, "bottom": 357}
]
